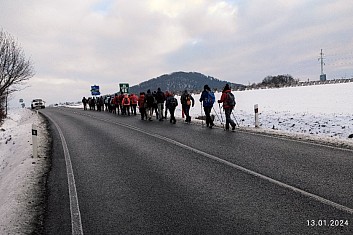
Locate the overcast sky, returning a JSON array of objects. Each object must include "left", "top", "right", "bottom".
[{"left": 1, "top": 0, "right": 353, "bottom": 105}]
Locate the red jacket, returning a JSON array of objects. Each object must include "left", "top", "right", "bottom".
[
  {"left": 138, "top": 94, "right": 145, "bottom": 109},
  {"left": 218, "top": 89, "right": 233, "bottom": 109},
  {"left": 130, "top": 94, "right": 138, "bottom": 105}
]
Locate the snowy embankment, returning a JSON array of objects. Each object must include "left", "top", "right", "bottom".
[{"left": 0, "top": 108, "right": 49, "bottom": 234}]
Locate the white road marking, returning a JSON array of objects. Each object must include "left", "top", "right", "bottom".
[
  {"left": 45, "top": 114, "right": 84, "bottom": 235},
  {"left": 69, "top": 109, "right": 353, "bottom": 215}
]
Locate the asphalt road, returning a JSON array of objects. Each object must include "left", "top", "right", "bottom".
[{"left": 40, "top": 107, "right": 353, "bottom": 235}]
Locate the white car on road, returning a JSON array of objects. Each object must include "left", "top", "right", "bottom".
[{"left": 31, "top": 99, "right": 45, "bottom": 109}]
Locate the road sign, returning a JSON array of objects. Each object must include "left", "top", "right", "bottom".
[
  {"left": 119, "top": 83, "right": 129, "bottom": 94},
  {"left": 91, "top": 85, "right": 100, "bottom": 96}
]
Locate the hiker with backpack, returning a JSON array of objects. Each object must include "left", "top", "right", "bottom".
[
  {"left": 164, "top": 91, "right": 171, "bottom": 119},
  {"left": 144, "top": 89, "right": 155, "bottom": 121},
  {"left": 218, "top": 84, "right": 236, "bottom": 131},
  {"left": 166, "top": 92, "right": 178, "bottom": 124},
  {"left": 130, "top": 93, "right": 138, "bottom": 115},
  {"left": 199, "top": 85, "right": 215, "bottom": 128},
  {"left": 138, "top": 92, "right": 147, "bottom": 120},
  {"left": 118, "top": 93, "right": 124, "bottom": 115},
  {"left": 156, "top": 88, "right": 166, "bottom": 121},
  {"left": 122, "top": 94, "right": 130, "bottom": 116},
  {"left": 180, "top": 90, "right": 194, "bottom": 123}
]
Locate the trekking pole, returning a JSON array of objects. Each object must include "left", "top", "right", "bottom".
[
  {"left": 212, "top": 107, "right": 222, "bottom": 123},
  {"left": 218, "top": 103, "right": 224, "bottom": 123},
  {"left": 200, "top": 102, "right": 204, "bottom": 127},
  {"left": 231, "top": 110, "right": 240, "bottom": 127},
  {"left": 216, "top": 104, "right": 225, "bottom": 129}
]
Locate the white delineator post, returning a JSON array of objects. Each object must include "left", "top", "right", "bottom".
[
  {"left": 254, "top": 104, "right": 259, "bottom": 128},
  {"left": 32, "top": 124, "right": 38, "bottom": 158}
]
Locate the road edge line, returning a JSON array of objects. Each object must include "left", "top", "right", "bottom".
[{"left": 45, "top": 113, "right": 84, "bottom": 235}]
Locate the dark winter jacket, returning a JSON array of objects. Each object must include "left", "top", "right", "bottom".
[
  {"left": 166, "top": 96, "right": 178, "bottom": 109},
  {"left": 155, "top": 90, "right": 166, "bottom": 104},
  {"left": 144, "top": 93, "right": 155, "bottom": 108},
  {"left": 180, "top": 92, "right": 194, "bottom": 107}
]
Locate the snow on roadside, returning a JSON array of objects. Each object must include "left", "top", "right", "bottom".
[{"left": 0, "top": 108, "right": 49, "bottom": 234}]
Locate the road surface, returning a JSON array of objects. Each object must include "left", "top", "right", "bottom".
[{"left": 40, "top": 107, "right": 353, "bottom": 234}]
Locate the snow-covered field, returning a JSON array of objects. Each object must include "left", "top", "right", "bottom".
[
  {"left": 174, "top": 82, "right": 353, "bottom": 145},
  {"left": 0, "top": 82, "right": 352, "bottom": 233}
]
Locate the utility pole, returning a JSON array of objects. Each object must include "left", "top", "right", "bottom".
[
  {"left": 319, "top": 49, "right": 325, "bottom": 75},
  {"left": 318, "top": 49, "right": 326, "bottom": 81}
]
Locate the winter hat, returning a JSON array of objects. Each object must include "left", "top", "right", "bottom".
[
  {"left": 204, "top": 85, "right": 210, "bottom": 91},
  {"left": 223, "top": 83, "right": 230, "bottom": 91},
  {"left": 147, "top": 89, "right": 151, "bottom": 94}
]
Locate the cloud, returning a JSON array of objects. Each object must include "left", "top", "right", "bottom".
[{"left": 1, "top": 0, "right": 353, "bottom": 105}]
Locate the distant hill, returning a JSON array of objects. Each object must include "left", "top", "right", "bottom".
[{"left": 129, "top": 71, "right": 244, "bottom": 94}]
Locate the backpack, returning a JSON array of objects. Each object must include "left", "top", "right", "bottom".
[
  {"left": 186, "top": 95, "right": 191, "bottom": 106},
  {"left": 131, "top": 96, "right": 138, "bottom": 104},
  {"left": 226, "top": 92, "right": 236, "bottom": 106},
  {"left": 146, "top": 94, "right": 155, "bottom": 106},
  {"left": 124, "top": 97, "right": 129, "bottom": 105},
  {"left": 204, "top": 91, "right": 215, "bottom": 107},
  {"left": 169, "top": 97, "right": 177, "bottom": 108}
]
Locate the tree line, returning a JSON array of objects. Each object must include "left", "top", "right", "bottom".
[{"left": 246, "top": 74, "right": 299, "bottom": 89}]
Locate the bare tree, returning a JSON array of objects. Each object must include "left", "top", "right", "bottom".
[{"left": 0, "top": 29, "right": 35, "bottom": 119}]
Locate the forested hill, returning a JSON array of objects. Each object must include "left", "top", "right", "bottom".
[{"left": 129, "top": 72, "right": 243, "bottom": 94}]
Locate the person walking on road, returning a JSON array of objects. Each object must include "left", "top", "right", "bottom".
[
  {"left": 130, "top": 93, "right": 138, "bottom": 115},
  {"left": 138, "top": 92, "right": 147, "bottom": 120},
  {"left": 180, "top": 90, "right": 194, "bottom": 123},
  {"left": 156, "top": 88, "right": 166, "bottom": 121},
  {"left": 122, "top": 94, "right": 130, "bottom": 116},
  {"left": 199, "top": 85, "right": 215, "bottom": 128},
  {"left": 166, "top": 93, "right": 178, "bottom": 124},
  {"left": 144, "top": 89, "right": 155, "bottom": 121},
  {"left": 218, "top": 84, "right": 236, "bottom": 131},
  {"left": 164, "top": 91, "right": 171, "bottom": 119},
  {"left": 82, "top": 97, "right": 88, "bottom": 110}
]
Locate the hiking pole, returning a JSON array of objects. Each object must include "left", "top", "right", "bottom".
[
  {"left": 218, "top": 103, "right": 224, "bottom": 123},
  {"left": 212, "top": 107, "right": 222, "bottom": 123},
  {"left": 231, "top": 110, "right": 240, "bottom": 127},
  {"left": 216, "top": 104, "right": 225, "bottom": 129},
  {"left": 200, "top": 102, "right": 204, "bottom": 127}
]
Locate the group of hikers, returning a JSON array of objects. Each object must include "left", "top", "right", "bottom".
[{"left": 81, "top": 84, "right": 237, "bottom": 130}]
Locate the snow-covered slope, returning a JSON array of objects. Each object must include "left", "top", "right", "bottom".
[{"left": 0, "top": 108, "right": 49, "bottom": 234}]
